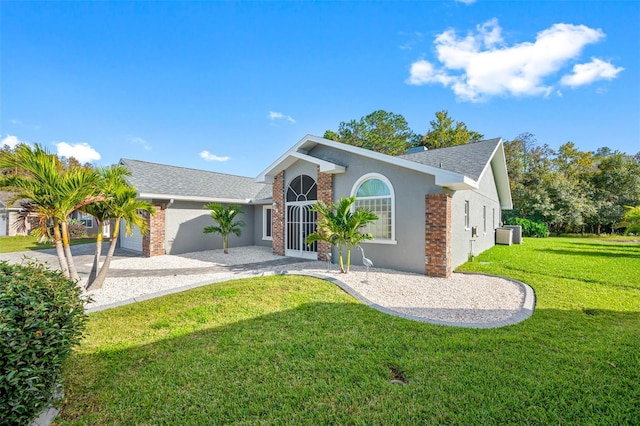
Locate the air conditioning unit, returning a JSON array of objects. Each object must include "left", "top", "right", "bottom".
[{"left": 495, "top": 228, "right": 513, "bottom": 245}]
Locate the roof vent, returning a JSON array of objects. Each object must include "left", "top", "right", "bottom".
[{"left": 406, "top": 146, "right": 427, "bottom": 154}]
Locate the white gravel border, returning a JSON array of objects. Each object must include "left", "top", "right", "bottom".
[{"left": 83, "top": 246, "right": 534, "bottom": 327}]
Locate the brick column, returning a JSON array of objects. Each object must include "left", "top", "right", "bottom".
[
  {"left": 316, "top": 169, "right": 333, "bottom": 262},
  {"left": 142, "top": 203, "right": 166, "bottom": 257},
  {"left": 272, "top": 171, "right": 285, "bottom": 256},
  {"left": 425, "top": 193, "right": 452, "bottom": 278}
]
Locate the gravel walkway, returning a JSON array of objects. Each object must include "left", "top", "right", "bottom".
[{"left": 1, "top": 245, "right": 534, "bottom": 328}]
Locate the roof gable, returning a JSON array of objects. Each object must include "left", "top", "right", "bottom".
[{"left": 120, "top": 159, "right": 271, "bottom": 203}]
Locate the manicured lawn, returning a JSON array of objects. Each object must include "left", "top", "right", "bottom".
[
  {"left": 58, "top": 237, "right": 639, "bottom": 424},
  {"left": 0, "top": 235, "right": 95, "bottom": 253}
]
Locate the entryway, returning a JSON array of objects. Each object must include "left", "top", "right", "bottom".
[{"left": 285, "top": 174, "right": 318, "bottom": 260}]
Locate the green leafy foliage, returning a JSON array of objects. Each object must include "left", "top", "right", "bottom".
[
  {"left": 504, "top": 217, "right": 549, "bottom": 238},
  {"left": 0, "top": 261, "right": 87, "bottom": 425},
  {"left": 306, "top": 196, "right": 378, "bottom": 273},
  {"left": 203, "top": 203, "right": 245, "bottom": 254},
  {"left": 416, "top": 110, "right": 484, "bottom": 149},
  {"left": 323, "top": 110, "right": 419, "bottom": 155}
]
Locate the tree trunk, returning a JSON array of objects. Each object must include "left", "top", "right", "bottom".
[
  {"left": 52, "top": 219, "right": 70, "bottom": 278},
  {"left": 223, "top": 235, "right": 229, "bottom": 254},
  {"left": 60, "top": 220, "right": 80, "bottom": 282},
  {"left": 88, "top": 221, "right": 103, "bottom": 285},
  {"left": 338, "top": 246, "right": 345, "bottom": 273},
  {"left": 345, "top": 246, "right": 351, "bottom": 273},
  {"left": 87, "top": 220, "right": 120, "bottom": 291}
]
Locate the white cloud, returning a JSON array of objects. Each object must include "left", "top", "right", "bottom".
[
  {"left": 560, "top": 58, "right": 624, "bottom": 87},
  {"left": 455, "top": 0, "right": 477, "bottom": 4},
  {"left": 131, "top": 136, "right": 152, "bottom": 151},
  {"left": 199, "top": 150, "right": 230, "bottom": 162},
  {"left": 56, "top": 142, "right": 101, "bottom": 163},
  {"left": 268, "top": 111, "right": 296, "bottom": 124},
  {"left": 1, "top": 134, "right": 24, "bottom": 149},
  {"left": 406, "top": 19, "right": 621, "bottom": 102}
]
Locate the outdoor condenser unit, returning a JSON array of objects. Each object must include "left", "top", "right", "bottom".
[{"left": 495, "top": 228, "right": 513, "bottom": 245}]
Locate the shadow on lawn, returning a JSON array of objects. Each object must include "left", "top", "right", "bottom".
[
  {"left": 534, "top": 248, "right": 640, "bottom": 259},
  {"left": 59, "top": 302, "right": 639, "bottom": 425}
]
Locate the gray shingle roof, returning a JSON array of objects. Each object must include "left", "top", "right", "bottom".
[
  {"left": 398, "top": 138, "right": 502, "bottom": 181},
  {"left": 120, "top": 159, "right": 272, "bottom": 202}
]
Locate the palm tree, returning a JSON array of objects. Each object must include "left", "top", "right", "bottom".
[
  {"left": 203, "top": 203, "right": 245, "bottom": 254},
  {"left": 306, "top": 196, "right": 378, "bottom": 273},
  {"left": 0, "top": 144, "right": 102, "bottom": 281},
  {"left": 83, "top": 165, "right": 132, "bottom": 284},
  {"left": 86, "top": 184, "right": 155, "bottom": 290}
]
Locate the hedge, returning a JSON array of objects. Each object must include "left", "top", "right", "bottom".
[
  {"left": 0, "top": 260, "right": 88, "bottom": 425},
  {"left": 504, "top": 217, "right": 549, "bottom": 238}
]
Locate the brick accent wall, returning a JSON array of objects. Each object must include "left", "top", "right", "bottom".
[
  {"left": 142, "top": 203, "right": 166, "bottom": 257},
  {"left": 425, "top": 193, "right": 452, "bottom": 278},
  {"left": 272, "top": 171, "right": 285, "bottom": 256},
  {"left": 316, "top": 168, "right": 333, "bottom": 262}
]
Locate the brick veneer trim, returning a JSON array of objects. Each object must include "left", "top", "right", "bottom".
[
  {"left": 425, "top": 193, "right": 452, "bottom": 278},
  {"left": 142, "top": 203, "right": 166, "bottom": 257}
]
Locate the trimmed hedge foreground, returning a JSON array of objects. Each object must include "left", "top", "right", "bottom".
[{"left": 0, "top": 261, "right": 87, "bottom": 426}]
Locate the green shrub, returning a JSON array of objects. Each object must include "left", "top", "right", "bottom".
[
  {"left": 504, "top": 217, "right": 549, "bottom": 238},
  {"left": 67, "top": 218, "right": 88, "bottom": 239},
  {"left": 0, "top": 261, "right": 88, "bottom": 425}
]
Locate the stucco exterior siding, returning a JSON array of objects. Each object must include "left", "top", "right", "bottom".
[
  {"left": 450, "top": 164, "right": 502, "bottom": 269},
  {"left": 252, "top": 203, "right": 273, "bottom": 248},
  {"left": 164, "top": 201, "right": 257, "bottom": 255},
  {"left": 309, "top": 145, "right": 439, "bottom": 274}
]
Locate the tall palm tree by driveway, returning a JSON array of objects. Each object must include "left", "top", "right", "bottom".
[
  {"left": 306, "top": 196, "right": 378, "bottom": 273},
  {"left": 0, "top": 144, "right": 102, "bottom": 281},
  {"left": 86, "top": 184, "right": 155, "bottom": 290},
  {"left": 203, "top": 203, "right": 245, "bottom": 254},
  {"left": 83, "top": 164, "right": 137, "bottom": 285}
]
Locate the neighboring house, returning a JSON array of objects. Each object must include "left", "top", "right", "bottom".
[
  {"left": 120, "top": 135, "right": 512, "bottom": 278},
  {"left": 0, "top": 191, "right": 100, "bottom": 237},
  {"left": 0, "top": 191, "right": 34, "bottom": 237}
]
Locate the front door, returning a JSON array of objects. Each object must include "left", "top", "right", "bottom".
[
  {"left": 286, "top": 203, "right": 317, "bottom": 259},
  {"left": 285, "top": 174, "right": 318, "bottom": 259}
]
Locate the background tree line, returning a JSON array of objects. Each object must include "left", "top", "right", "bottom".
[{"left": 323, "top": 110, "right": 640, "bottom": 235}]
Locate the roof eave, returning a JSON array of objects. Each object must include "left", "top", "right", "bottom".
[{"left": 137, "top": 193, "right": 254, "bottom": 205}]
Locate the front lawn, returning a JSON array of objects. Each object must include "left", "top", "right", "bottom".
[
  {"left": 0, "top": 235, "right": 95, "bottom": 253},
  {"left": 58, "top": 237, "right": 639, "bottom": 424}
]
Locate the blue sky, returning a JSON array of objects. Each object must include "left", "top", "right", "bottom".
[{"left": 2, "top": 1, "right": 638, "bottom": 177}]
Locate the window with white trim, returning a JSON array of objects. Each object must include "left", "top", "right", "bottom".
[
  {"left": 483, "top": 205, "right": 487, "bottom": 234},
  {"left": 78, "top": 212, "right": 93, "bottom": 228},
  {"left": 352, "top": 173, "right": 394, "bottom": 241},
  {"left": 464, "top": 201, "right": 470, "bottom": 229},
  {"left": 263, "top": 206, "right": 273, "bottom": 240}
]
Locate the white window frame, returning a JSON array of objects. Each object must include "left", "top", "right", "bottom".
[
  {"left": 78, "top": 211, "right": 94, "bottom": 229},
  {"left": 351, "top": 173, "right": 396, "bottom": 244},
  {"left": 464, "top": 200, "right": 470, "bottom": 230},
  {"left": 483, "top": 205, "right": 487, "bottom": 235},
  {"left": 262, "top": 205, "right": 273, "bottom": 241}
]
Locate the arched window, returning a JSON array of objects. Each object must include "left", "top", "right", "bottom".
[
  {"left": 352, "top": 173, "right": 394, "bottom": 241},
  {"left": 286, "top": 175, "right": 317, "bottom": 202}
]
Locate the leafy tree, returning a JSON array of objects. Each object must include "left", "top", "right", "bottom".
[
  {"left": 416, "top": 110, "right": 484, "bottom": 149},
  {"left": 203, "top": 203, "right": 245, "bottom": 254},
  {"left": 619, "top": 205, "right": 640, "bottom": 234},
  {"left": 323, "top": 110, "right": 419, "bottom": 155},
  {"left": 0, "top": 144, "right": 102, "bottom": 281},
  {"left": 305, "top": 196, "right": 378, "bottom": 273},
  {"left": 84, "top": 165, "right": 154, "bottom": 289},
  {"left": 86, "top": 183, "right": 154, "bottom": 290},
  {"left": 590, "top": 151, "right": 640, "bottom": 233}
]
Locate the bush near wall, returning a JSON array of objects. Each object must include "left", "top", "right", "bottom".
[
  {"left": 0, "top": 261, "right": 88, "bottom": 426},
  {"left": 504, "top": 217, "right": 549, "bottom": 238}
]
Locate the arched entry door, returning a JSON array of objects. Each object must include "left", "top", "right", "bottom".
[{"left": 285, "top": 175, "right": 318, "bottom": 259}]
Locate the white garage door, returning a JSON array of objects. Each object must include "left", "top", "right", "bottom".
[{"left": 119, "top": 219, "right": 142, "bottom": 253}]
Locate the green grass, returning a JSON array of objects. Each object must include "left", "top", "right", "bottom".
[
  {"left": 58, "top": 237, "right": 639, "bottom": 424},
  {"left": 0, "top": 235, "right": 95, "bottom": 253}
]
